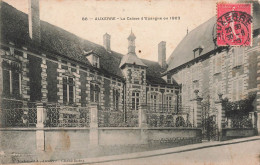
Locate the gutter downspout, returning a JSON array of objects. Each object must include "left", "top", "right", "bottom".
[{"left": 123, "top": 83, "right": 126, "bottom": 122}]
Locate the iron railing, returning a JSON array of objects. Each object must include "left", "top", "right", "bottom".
[
  {"left": 98, "top": 107, "right": 124, "bottom": 127},
  {"left": 224, "top": 115, "right": 253, "bottom": 128},
  {"left": 45, "top": 104, "right": 90, "bottom": 127},
  {"left": 146, "top": 105, "right": 192, "bottom": 127},
  {"left": 1, "top": 108, "right": 37, "bottom": 127}
]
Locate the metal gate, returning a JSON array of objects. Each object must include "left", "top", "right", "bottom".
[{"left": 201, "top": 103, "right": 219, "bottom": 141}]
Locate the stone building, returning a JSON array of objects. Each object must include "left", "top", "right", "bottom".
[
  {"left": 1, "top": 0, "right": 260, "bottom": 134},
  {"left": 164, "top": 1, "right": 260, "bottom": 134},
  {"left": 0, "top": 1, "right": 179, "bottom": 126}
]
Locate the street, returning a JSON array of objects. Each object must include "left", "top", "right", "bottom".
[{"left": 91, "top": 139, "right": 260, "bottom": 165}]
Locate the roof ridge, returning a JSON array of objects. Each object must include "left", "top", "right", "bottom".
[{"left": 1, "top": 1, "right": 172, "bottom": 85}]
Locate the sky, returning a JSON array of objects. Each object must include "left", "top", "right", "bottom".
[{"left": 3, "top": 0, "right": 223, "bottom": 62}]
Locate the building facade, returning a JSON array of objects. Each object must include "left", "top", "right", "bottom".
[
  {"left": 1, "top": 0, "right": 260, "bottom": 135},
  {"left": 0, "top": 0, "right": 180, "bottom": 127},
  {"left": 165, "top": 1, "right": 260, "bottom": 134}
]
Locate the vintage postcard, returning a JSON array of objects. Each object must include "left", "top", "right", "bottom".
[{"left": 0, "top": 0, "right": 260, "bottom": 165}]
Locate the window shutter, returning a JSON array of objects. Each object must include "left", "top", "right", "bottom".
[
  {"left": 238, "top": 79, "right": 243, "bottom": 99},
  {"left": 232, "top": 80, "right": 237, "bottom": 101},
  {"left": 237, "top": 48, "right": 243, "bottom": 66},
  {"left": 147, "top": 92, "right": 151, "bottom": 104},
  {"left": 159, "top": 93, "right": 162, "bottom": 103},
  {"left": 12, "top": 71, "right": 20, "bottom": 96},
  {"left": 212, "top": 85, "right": 216, "bottom": 100},
  {"left": 3, "top": 69, "right": 10, "bottom": 96},
  {"left": 232, "top": 51, "right": 236, "bottom": 67},
  {"left": 217, "top": 83, "right": 222, "bottom": 98}
]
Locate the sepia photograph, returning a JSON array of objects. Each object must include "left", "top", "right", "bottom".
[{"left": 0, "top": 0, "right": 260, "bottom": 164}]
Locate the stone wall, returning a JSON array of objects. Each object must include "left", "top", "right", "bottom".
[
  {"left": 45, "top": 129, "right": 90, "bottom": 151},
  {"left": 0, "top": 130, "right": 37, "bottom": 154},
  {"left": 221, "top": 128, "right": 256, "bottom": 141},
  {"left": 0, "top": 127, "right": 201, "bottom": 154}
]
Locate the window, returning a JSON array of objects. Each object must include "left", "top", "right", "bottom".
[
  {"left": 2, "top": 65, "right": 21, "bottom": 98},
  {"left": 193, "top": 47, "right": 203, "bottom": 58},
  {"left": 232, "top": 78, "right": 243, "bottom": 101},
  {"left": 150, "top": 94, "right": 157, "bottom": 111},
  {"left": 166, "top": 95, "right": 173, "bottom": 111},
  {"left": 213, "top": 55, "right": 221, "bottom": 74},
  {"left": 232, "top": 47, "right": 244, "bottom": 68},
  {"left": 113, "top": 89, "right": 120, "bottom": 110},
  {"left": 132, "top": 92, "right": 140, "bottom": 110},
  {"left": 132, "top": 69, "right": 140, "bottom": 84},
  {"left": 90, "top": 83, "right": 100, "bottom": 103},
  {"left": 133, "top": 78, "right": 139, "bottom": 84},
  {"left": 213, "top": 82, "right": 222, "bottom": 101},
  {"left": 92, "top": 55, "right": 99, "bottom": 68},
  {"left": 63, "top": 77, "right": 75, "bottom": 104},
  {"left": 167, "top": 75, "right": 172, "bottom": 84},
  {"left": 192, "top": 66, "right": 199, "bottom": 81}
]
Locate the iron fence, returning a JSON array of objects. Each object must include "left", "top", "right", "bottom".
[
  {"left": 98, "top": 107, "right": 124, "bottom": 127},
  {"left": 146, "top": 112, "right": 192, "bottom": 127},
  {"left": 224, "top": 115, "right": 253, "bottom": 128},
  {"left": 1, "top": 107, "right": 37, "bottom": 127},
  {"left": 45, "top": 104, "right": 90, "bottom": 127},
  {"left": 1, "top": 102, "right": 193, "bottom": 128},
  {"left": 146, "top": 105, "right": 192, "bottom": 127},
  {"left": 146, "top": 104, "right": 177, "bottom": 113},
  {"left": 125, "top": 109, "right": 138, "bottom": 127}
]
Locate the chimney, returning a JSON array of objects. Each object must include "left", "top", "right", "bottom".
[
  {"left": 158, "top": 41, "right": 167, "bottom": 68},
  {"left": 28, "top": 0, "right": 41, "bottom": 45},
  {"left": 103, "top": 33, "right": 111, "bottom": 51}
]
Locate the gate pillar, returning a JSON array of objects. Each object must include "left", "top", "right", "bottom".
[
  {"left": 36, "top": 103, "right": 46, "bottom": 151},
  {"left": 139, "top": 104, "right": 148, "bottom": 128},
  {"left": 191, "top": 90, "right": 203, "bottom": 128},
  {"left": 256, "top": 43, "right": 260, "bottom": 135},
  {"left": 89, "top": 102, "right": 99, "bottom": 147},
  {"left": 215, "top": 93, "right": 225, "bottom": 141}
]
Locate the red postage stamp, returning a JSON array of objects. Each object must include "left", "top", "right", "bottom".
[{"left": 217, "top": 3, "right": 252, "bottom": 46}]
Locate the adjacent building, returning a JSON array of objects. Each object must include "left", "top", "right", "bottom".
[{"left": 164, "top": 1, "right": 260, "bottom": 133}]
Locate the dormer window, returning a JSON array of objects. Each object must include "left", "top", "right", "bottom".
[
  {"left": 83, "top": 50, "right": 100, "bottom": 68},
  {"left": 193, "top": 46, "right": 203, "bottom": 58},
  {"left": 92, "top": 55, "right": 99, "bottom": 68}
]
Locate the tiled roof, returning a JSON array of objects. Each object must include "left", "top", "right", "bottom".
[
  {"left": 119, "top": 52, "right": 147, "bottom": 68},
  {"left": 167, "top": 1, "right": 260, "bottom": 72},
  {"left": 167, "top": 17, "right": 216, "bottom": 71},
  {"left": 0, "top": 1, "right": 175, "bottom": 86}
]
